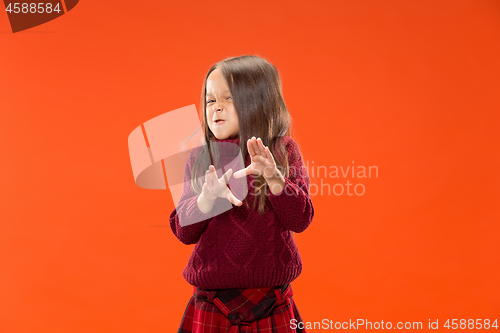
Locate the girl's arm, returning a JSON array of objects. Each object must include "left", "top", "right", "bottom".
[
  {"left": 266, "top": 137, "right": 314, "bottom": 233},
  {"left": 169, "top": 149, "right": 230, "bottom": 244},
  {"left": 169, "top": 195, "right": 213, "bottom": 245}
]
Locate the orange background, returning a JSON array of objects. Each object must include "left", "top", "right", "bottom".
[{"left": 1, "top": 0, "right": 499, "bottom": 332}]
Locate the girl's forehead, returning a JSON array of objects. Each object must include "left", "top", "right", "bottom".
[
  {"left": 206, "top": 89, "right": 230, "bottom": 97},
  {"left": 206, "top": 68, "right": 230, "bottom": 96},
  {"left": 206, "top": 79, "right": 229, "bottom": 96}
]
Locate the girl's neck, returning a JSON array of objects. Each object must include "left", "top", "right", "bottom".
[
  {"left": 213, "top": 136, "right": 240, "bottom": 144},
  {"left": 211, "top": 136, "right": 241, "bottom": 158}
]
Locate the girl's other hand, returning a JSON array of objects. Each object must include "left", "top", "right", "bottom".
[
  {"left": 202, "top": 165, "right": 243, "bottom": 206},
  {"left": 233, "top": 137, "right": 278, "bottom": 179}
]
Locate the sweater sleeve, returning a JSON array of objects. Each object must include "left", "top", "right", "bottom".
[
  {"left": 169, "top": 148, "right": 231, "bottom": 245},
  {"left": 266, "top": 137, "right": 314, "bottom": 233}
]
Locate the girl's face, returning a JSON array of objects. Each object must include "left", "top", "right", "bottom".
[{"left": 206, "top": 68, "right": 240, "bottom": 140}]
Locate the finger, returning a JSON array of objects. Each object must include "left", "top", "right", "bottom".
[
  {"left": 202, "top": 181, "right": 209, "bottom": 195},
  {"left": 255, "top": 137, "right": 264, "bottom": 156},
  {"left": 205, "top": 167, "right": 212, "bottom": 187},
  {"left": 227, "top": 188, "right": 243, "bottom": 206},
  {"left": 204, "top": 169, "right": 211, "bottom": 188},
  {"left": 233, "top": 166, "right": 251, "bottom": 179},
  {"left": 247, "top": 137, "right": 257, "bottom": 158},
  {"left": 263, "top": 145, "right": 274, "bottom": 161},
  {"left": 205, "top": 166, "right": 213, "bottom": 187},
  {"left": 251, "top": 137, "right": 262, "bottom": 156},
  {"left": 220, "top": 168, "right": 233, "bottom": 185},
  {"left": 209, "top": 165, "right": 218, "bottom": 186}
]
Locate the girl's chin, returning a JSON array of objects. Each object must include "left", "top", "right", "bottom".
[
  {"left": 213, "top": 134, "right": 239, "bottom": 141},
  {"left": 211, "top": 128, "right": 238, "bottom": 140}
]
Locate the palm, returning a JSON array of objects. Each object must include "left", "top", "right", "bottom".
[
  {"left": 202, "top": 165, "right": 242, "bottom": 206},
  {"left": 247, "top": 153, "right": 276, "bottom": 178},
  {"left": 204, "top": 176, "right": 229, "bottom": 200},
  {"left": 233, "top": 137, "right": 277, "bottom": 179}
]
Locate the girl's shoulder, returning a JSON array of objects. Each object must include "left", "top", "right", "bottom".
[
  {"left": 274, "top": 136, "right": 306, "bottom": 166},
  {"left": 183, "top": 144, "right": 206, "bottom": 170},
  {"left": 276, "top": 135, "right": 302, "bottom": 153}
]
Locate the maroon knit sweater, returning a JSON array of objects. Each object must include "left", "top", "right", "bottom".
[{"left": 169, "top": 136, "right": 314, "bottom": 289}]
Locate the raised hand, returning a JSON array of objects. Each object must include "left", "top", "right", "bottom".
[
  {"left": 201, "top": 165, "right": 242, "bottom": 206},
  {"left": 233, "top": 137, "right": 279, "bottom": 180}
]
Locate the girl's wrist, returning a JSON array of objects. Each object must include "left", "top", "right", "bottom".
[
  {"left": 197, "top": 192, "right": 217, "bottom": 214},
  {"left": 264, "top": 168, "right": 283, "bottom": 181},
  {"left": 265, "top": 170, "right": 286, "bottom": 195},
  {"left": 199, "top": 192, "right": 216, "bottom": 203}
]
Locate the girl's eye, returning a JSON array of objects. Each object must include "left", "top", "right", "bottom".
[
  {"left": 227, "top": 97, "right": 232, "bottom": 100},
  {"left": 206, "top": 100, "right": 215, "bottom": 104}
]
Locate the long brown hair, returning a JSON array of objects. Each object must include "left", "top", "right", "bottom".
[{"left": 191, "top": 55, "right": 294, "bottom": 214}]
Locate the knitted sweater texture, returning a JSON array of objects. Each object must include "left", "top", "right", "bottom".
[{"left": 169, "top": 136, "right": 314, "bottom": 289}]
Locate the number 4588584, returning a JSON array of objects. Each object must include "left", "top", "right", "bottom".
[{"left": 444, "top": 319, "right": 498, "bottom": 329}]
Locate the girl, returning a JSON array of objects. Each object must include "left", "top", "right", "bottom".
[{"left": 169, "top": 55, "right": 314, "bottom": 333}]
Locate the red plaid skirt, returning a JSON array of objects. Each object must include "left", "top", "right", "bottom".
[{"left": 177, "top": 284, "right": 307, "bottom": 333}]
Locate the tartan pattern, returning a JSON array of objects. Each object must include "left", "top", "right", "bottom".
[{"left": 177, "top": 284, "right": 306, "bottom": 333}]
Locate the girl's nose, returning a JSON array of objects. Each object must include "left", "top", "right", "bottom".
[{"left": 213, "top": 102, "right": 222, "bottom": 112}]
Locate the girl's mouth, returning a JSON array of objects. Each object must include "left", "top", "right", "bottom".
[{"left": 214, "top": 120, "right": 225, "bottom": 125}]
